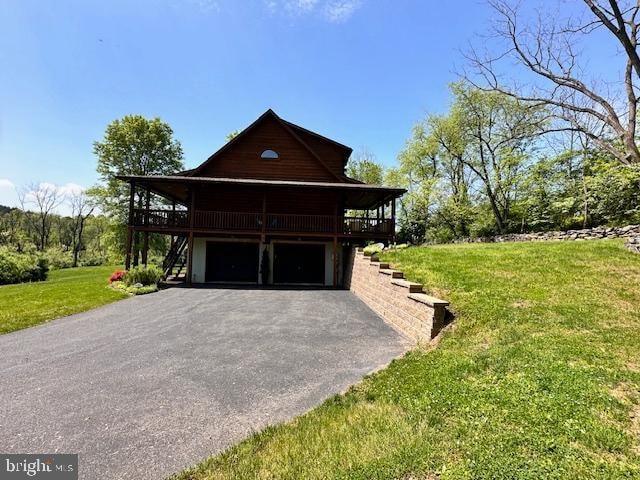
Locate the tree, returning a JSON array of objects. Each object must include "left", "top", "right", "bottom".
[
  {"left": 454, "top": 84, "right": 546, "bottom": 233},
  {"left": 467, "top": 0, "right": 640, "bottom": 165},
  {"left": 89, "top": 115, "right": 184, "bottom": 264},
  {"left": 226, "top": 130, "right": 241, "bottom": 141},
  {"left": 18, "top": 182, "right": 63, "bottom": 251},
  {"left": 69, "top": 191, "right": 95, "bottom": 267},
  {"left": 395, "top": 83, "right": 545, "bottom": 239},
  {"left": 346, "top": 148, "right": 385, "bottom": 184}
]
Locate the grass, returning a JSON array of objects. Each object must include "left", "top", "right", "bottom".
[
  {"left": 172, "top": 239, "right": 640, "bottom": 479},
  {"left": 0, "top": 265, "right": 127, "bottom": 334}
]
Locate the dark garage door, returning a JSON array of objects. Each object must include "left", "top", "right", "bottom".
[
  {"left": 205, "top": 242, "right": 259, "bottom": 283},
  {"left": 273, "top": 243, "right": 325, "bottom": 284}
]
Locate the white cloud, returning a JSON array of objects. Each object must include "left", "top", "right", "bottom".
[
  {"left": 323, "top": 0, "right": 362, "bottom": 23},
  {"left": 57, "top": 182, "right": 85, "bottom": 197},
  {"left": 264, "top": 0, "right": 362, "bottom": 22},
  {"left": 0, "top": 178, "right": 14, "bottom": 189}
]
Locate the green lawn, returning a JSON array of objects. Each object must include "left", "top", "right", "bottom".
[
  {"left": 173, "top": 240, "right": 640, "bottom": 480},
  {"left": 0, "top": 265, "right": 127, "bottom": 334}
]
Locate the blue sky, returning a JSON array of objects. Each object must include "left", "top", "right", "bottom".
[{"left": 0, "top": 0, "right": 619, "bottom": 211}]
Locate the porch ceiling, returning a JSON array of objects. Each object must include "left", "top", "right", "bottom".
[{"left": 116, "top": 175, "right": 406, "bottom": 210}]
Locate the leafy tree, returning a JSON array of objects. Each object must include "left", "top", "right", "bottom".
[
  {"left": 226, "top": 130, "right": 241, "bottom": 141},
  {"left": 68, "top": 191, "right": 95, "bottom": 267},
  {"left": 395, "top": 83, "right": 545, "bottom": 240},
  {"left": 89, "top": 115, "right": 184, "bottom": 264},
  {"left": 346, "top": 148, "right": 385, "bottom": 185}
]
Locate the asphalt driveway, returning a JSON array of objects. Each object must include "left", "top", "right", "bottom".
[{"left": 0, "top": 287, "right": 407, "bottom": 479}]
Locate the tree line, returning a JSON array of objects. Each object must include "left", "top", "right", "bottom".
[{"left": 348, "top": 0, "right": 640, "bottom": 243}]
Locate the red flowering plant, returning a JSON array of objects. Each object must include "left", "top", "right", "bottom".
[{"left": 109, "top": 270, "right": 126, "bottom": 283}]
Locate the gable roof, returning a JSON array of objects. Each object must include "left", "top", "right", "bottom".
[{"left": 186, "top": 109, "right": 352, "bottom": 181}]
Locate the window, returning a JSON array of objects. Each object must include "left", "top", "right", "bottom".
[{"left": 260, "top": 149, "right": 279, "bottom": 160}]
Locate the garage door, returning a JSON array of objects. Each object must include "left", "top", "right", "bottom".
[
  {"left": 273, "top": 243, "right": 325, "bottom": 285},
  {"left": 205, "top": 242, "right": 259, "bottom": 283}
]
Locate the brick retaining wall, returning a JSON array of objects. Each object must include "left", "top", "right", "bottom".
[{"left": 345, "top": 248, "right": 449, "bottom": 343}]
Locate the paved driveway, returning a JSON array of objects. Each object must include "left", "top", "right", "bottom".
[{"left": 0, "top": 287, "right": 407, "bottom": 479}]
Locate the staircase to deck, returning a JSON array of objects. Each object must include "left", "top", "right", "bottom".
[{"left": 162, "top": 236, "right": 188, "bottom": 279}]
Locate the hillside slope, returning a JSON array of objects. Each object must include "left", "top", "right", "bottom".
[{"left": 175, "top": 240, "right": 640, "bottom": 480}]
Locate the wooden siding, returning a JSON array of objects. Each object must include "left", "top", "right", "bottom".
[
  {"left": 194, "top": 185, "right": 340, "bottom": 216},
  {"left": 286, "top": 125, "right": 346, "bottom": 175},
  {"left": 198, "top": 115, "right": 340, "bottom": 182}
]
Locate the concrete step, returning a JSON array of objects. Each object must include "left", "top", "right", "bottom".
[
  {"left": 379, "top": 269, "right": 404, "bottom": 278},
  {"left": 391, "top": 278, "right": 424, "bottom": 293},
  {"left": 408, "top": 293, "right": 449, "bottom": 307}
]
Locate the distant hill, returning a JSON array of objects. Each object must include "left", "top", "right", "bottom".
[{"left": 0, "top": 205, "right": 15, "bottom": 215}]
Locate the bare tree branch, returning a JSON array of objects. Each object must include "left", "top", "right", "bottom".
[{"left": 465, "top": 0, "right": 640, "bottom": 164}]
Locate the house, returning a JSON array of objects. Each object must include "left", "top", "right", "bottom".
[{"left": 117, "top": 109, "right": 406, "bottom": 287}]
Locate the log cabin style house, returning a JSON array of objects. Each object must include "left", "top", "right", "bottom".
[{"left": 118, "top": 109, "right": 406, "bottom": 287}]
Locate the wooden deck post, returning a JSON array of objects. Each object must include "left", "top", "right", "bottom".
[
  {"left": 186, "top": 232, "right": 194, "bottom": 285},
  {"left": 171, "top": 199, "right": 176, "bottom": 246},
  {"left": 125, "top": 181, "right": 135, "bottom": 270},
  {"left": 186, "top": 188, "right": 196, "bottom": 285},
  {"left": 261, "top": 191, "right": 266, "bottom": 242},
  {"left": 391, "top": 197, "right": 396, "bottom": 243},
  {"left": 333, "top": 236, "right": 338, "bottom": 288},
  {"left": 142, "top": 188, "right": 150, "bottom": 266},
  {"left": 333, "top": 202, "right": 339, "bottom": 287}
]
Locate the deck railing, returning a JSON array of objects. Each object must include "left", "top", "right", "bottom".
[{"left": 132, "top": 209, "right": 393, "bottom": 236}]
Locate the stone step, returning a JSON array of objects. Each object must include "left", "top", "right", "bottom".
[
  {"left": 408, "top": 293, "right": 449, "bottom": 307},
  {"left": 391, "top": 278, "right": 424, "bottom": 293},
  {"left": 380, "top": 269, "right": 404, "bottom": 278}
]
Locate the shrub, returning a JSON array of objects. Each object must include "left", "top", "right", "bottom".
[
  {"left": 80, "top": 254, "right": 107, "bottom": 267},
  {"left": 42, "top": 247, "right": 74, "bottom": 270},
  {"left": 363, "top": 243, "right": 384, "bottom": 257},
  {"left": 109, "top": 270, "right": 126, "bottom": 283},
  {"left": 110, "top": 281, "right": 158, "bottom": 295},
  {"left": 0, "top": 247, "right": 49, "bottom": 285},
  {"left": 123, "top": 265, "right": 163, "bottom": 286}
]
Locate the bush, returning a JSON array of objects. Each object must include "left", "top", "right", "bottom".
[
  {"left": 123, "top": 265, "right": 163, "bottom": 286},
  {"left": 42, "top": 247, "right": 74, "bottom": 270},
  {"left": 0, "top": 247, "right": 49, "bottom": 285},
  {"left": 80, "top": 254, "right": 107, "bottom": 267},
  {"left": 363, "top": 243, "right": 384, "bottom": 257},
  {"left": 110, "top": 281, "right": 158, "bottom": 295},
  {"left": 109, "top": 270, "right": 126, "bottom": 283}
]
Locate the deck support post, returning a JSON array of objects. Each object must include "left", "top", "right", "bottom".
[
  {"left": 171, "top": 200, "right": 176, "bottom": 246},
  {"left": 186, "top": 187, "right": 196, "bottom": 285},
  {"left": 333, "top": 201, "right": 339, "bottom": 288},
  {"left": 332, "top": 236, "right": 338, "bottom": 288},
  {"left": 142, "top": 188, "right": 150, "bottom": 266},
  {"left": 261, "top": 191, "right": 267, "bottom": 243},
  {"left": 125, "top": 181, "right": 136, "bottom": 270},
  {"left": 391, "top": 197, "right": 396, "bottom": 244},
  {"left": 186, "top": 232, "right": 194, "bottom": 285}
]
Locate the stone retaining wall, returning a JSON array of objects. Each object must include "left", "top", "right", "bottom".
[
  {"left": 626, "top": 237, "right": 640, "bottom": 253},
  {"left": 458, "top": 224, "right": 640, "bottom": 243},
  {"left": 345, "top": 248, "right": 449, "bottom": 343}
]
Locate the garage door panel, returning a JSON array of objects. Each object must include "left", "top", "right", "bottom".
[
  {"left": 274, "top": 244, "right": 325, "bottom": 284},
  {"left": 205, "top": 242, "right": 259, "bottom": 283}
]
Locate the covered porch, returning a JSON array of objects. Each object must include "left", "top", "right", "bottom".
[{"left": 117, "top": 174, "right": 405, "bottom": 286}]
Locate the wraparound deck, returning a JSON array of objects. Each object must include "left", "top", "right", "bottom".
[{"left": 132, "top": 209, "right": 394, "bottom": 238}]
